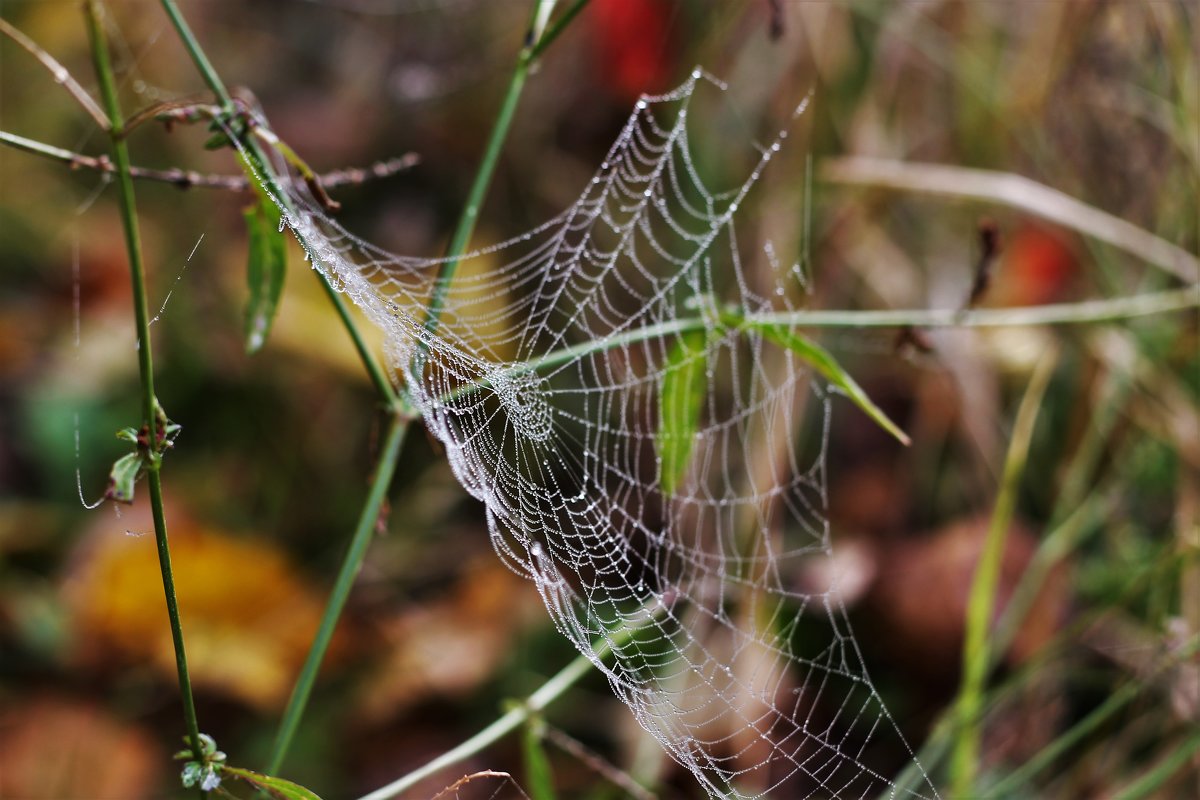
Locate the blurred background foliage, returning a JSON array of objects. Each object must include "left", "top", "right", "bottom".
[{"left": 0, "top": 1, "right": 1196, "bottom": 798}]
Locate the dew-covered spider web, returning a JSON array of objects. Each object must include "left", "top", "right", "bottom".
[{"left": 262, "top": 70, "right": 937, "bottom": 799}]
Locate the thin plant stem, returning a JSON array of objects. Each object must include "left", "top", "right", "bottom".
[
  {"left": 418, "top": 0, "right": 562, "bottom": 347},
  {"left": 360, "top": 598, "right": 664, "bottom": 800},
  {"left": 525, "top": 286, "right": 1199, "bottom": 375},
  {"left": 820, "top": 156, "right": 1200, "bottom": 282},
  {"left": 266, "top": 415, "right": 408, "bottom": 775},
  {"left": 358, "top": 649, "right": 605, "bottom": 800},
  {"left": 83, "top": 0, "right": 204, "bottom": 772},
  {"left": 208, "top": 0, "right": 576, "bottom": 774},
  {"left": 527, "top": 0, "right": 589, "bottom": 61},
  {"left": 155, "top": 0, "right": 406, "bottom": 778},
  {"left": 157, "top": 0, "right": 399, "bottom": 409},
  {"left": 158, "top": 0, "right": 232, "bottom": 105},
  {"left": 268, "top": 0, "right": 584, "bottom": 772},
  {"left": 542, "top": 724, "right": 657, "bottom": 800},
  {"left": 990, "top": 370, "right": 1133, "bottom": 663},
  {"left": 988, "top": 681, "right": 1137, "bottom": 796},
  {"left": 986, "top": 640, "right": 1200, "bottom": 796},
  {"left": 0, "top": 17, "right": 110, "bottom": 130},
  {"left": 419, "top": 66, "right": 526, "bottom": 335},
  {"left": 1109, "top": 730, "right": 1200, "bottom": 800},
  {"left": 950, "top": 347, "right": 1059, "bottom": 797},
  {"left": 0, "top": 130, "right": 418, "bottom": 190},
  {"left": 316, "top": 275, "right": 400, "bottom": 407}
]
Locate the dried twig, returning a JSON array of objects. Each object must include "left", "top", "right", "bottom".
[
  {"left": 430, "top": 771, "right": 529, "bottom": 800},
  {"left": 0, "top": 130, "right": 418, "bottom": 191},
  {"left": 542, "top": 724, "right": 658, "bottom": 800},
  {"left": 0, "top": 17, "right": 110, "bottom": 131},
  {"left": 821, "top": 156, "right": 1200, "bottom": 283}
]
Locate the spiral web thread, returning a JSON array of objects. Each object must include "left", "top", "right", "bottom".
[{"left": 269, "top": 71, "right": 937, "bottom": 799}]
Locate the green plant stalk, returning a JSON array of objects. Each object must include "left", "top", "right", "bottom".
[
  {"left": 892, "top": 541, "right": 1200, "bottom": 800},
  {"left": 358, "top": 648, "right": 605, "bottom": 800},
  {"left": 418, "top": 0, "right": 567, "bottom": 345},
  {"left": 420, "top": 67, "right": 525, "bottom": 335},
  {"left": 990, "top": 370, "right": 1133, "bottom": 663},
  {"left": 1109, "top": 730, "right": 1200, "bottom": 800},
  {"left": 987, "top": 673, "right": 1151, "bottom": 795},
  {"left": 159, "top": 0, "right": 398, "bottom": 408},
  {"left": 433, "top": 287, "right": 1194, "bottom": 425},
  {"left": 950, "top": 348, "right": 1059, "bottom": 797},
  {"left": 265, "top": 0, "right": 588, "bottom": 774},
  {"left": 84, "top": 0, "right": 204, "bottom": 770},
  {"left": 527, "top": 0, "right": 588, "bottom": 61},
  {"left": 983, "top": 541, "right": 1200, "bottom": 796},
  {"left": 524, "top": 286, "right": 1197, "bottom": 374},
  {"left": 158, "top": 0, "right": 409, "bottom": 778},
  {"left": 158, "top": 0, "right": 228, "bottom": 104},
  {"left": 266, "top": 416, "right": 408, "bottom": 775},
  {"left": 883, "top": 499, "right": 1109, "bottom": 800},
  {"left": 360, "top": 596, "right": 663, "bottom": 800},
  {"left": 315, "top": 277, "right": 399, "bottom": 406},
  {"left": 161, "top": 0, "right": 588, "bottom": 774},
  {"left": 1, "top": 129, "right": 101, "bottom": 162}
]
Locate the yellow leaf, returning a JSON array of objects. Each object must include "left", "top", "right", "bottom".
[{"left": 67, "top": 502, "right": 341, "bottom": 710}]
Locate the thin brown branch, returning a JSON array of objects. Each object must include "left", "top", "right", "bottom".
[
  {"left": 0, "top": 130, "right": 418, "bottom": 191},
  {"left": 123, "top": 98, "right": 223, "bottom": 137},
  {"left": 429, "top": 772, "right": 527, "bottom": 800},
  {"left": 542, "top": 724, "right": 658, "bottom": 800},
  {"left": 0, "top": 17, "right": 110, "bottom": 131}
]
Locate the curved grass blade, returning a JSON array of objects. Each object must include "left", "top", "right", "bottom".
[
  {"left": 748, "top": 322, "right": 911, "bottom": 445},
  {"left": 223, "top": 766, "right": 323, "bottom": 800}
]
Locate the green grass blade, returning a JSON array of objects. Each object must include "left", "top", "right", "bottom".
[
  {"left": 951, "top": 348, "right": 1058, "bottom": 797},
  {"left": 748, "top": 322, "right": 910, "bottom": 445},
  {"left": 243, "top": 199, "right": 288, "bottom": 354},
  {"left": 522, "top": 722, "right": 557, "bottom": 800},
  {"left": 657, "top": 330, "right": 708, "bottom": 493},
  {"left": 1109, "top": 731, "right": 1200, "bottom": 800},
  {"left": 266, "top": 417, "right": 408, "bottom": 775},
  {"left": 224, "top": 766, "right": 324, "bottom": 800}
]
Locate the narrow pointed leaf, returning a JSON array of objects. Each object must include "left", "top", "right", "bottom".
[
  {"left": 104, "top": 451, "right": 143, "bottom": 504},
  {"left": 223, "top": 766, "right": 323, "bottom": 800},
  {"left": 748, "top": 323, "right": 911, "bottom": 445},
  {"left": 522, "top": 723, "right": 556, "bottom": 800},
  {"left": 243, "top": 199, "right": 287, "bottom": 354},
  {"left": 657, "top": 329, "right": 708, "bottom": 493}
]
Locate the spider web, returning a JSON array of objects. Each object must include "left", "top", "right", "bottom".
[{"left": 267, "top": 71, "right": 937, "bottom": 799}]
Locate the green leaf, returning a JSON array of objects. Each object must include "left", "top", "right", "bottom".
[
  {"left": 748, "top": 323, "right": 911, "bottom": 446},
  {"left": 522, "top": 722, "right": 557, "bottom": 800},
  {"left": 657, "top": 329, "right": 708, "bottom": 494},
  {"left": 243, "top": 198, "right": 287, "bottom": 354},
  {"left": 104, "top": 452, "right": 143, "bottom": 504},
  {"left": 203, "top": 130, "right": 231, "bottom": 151},
  {"left": 222, "top": 766, "right": 324, "bottom": 800}
]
